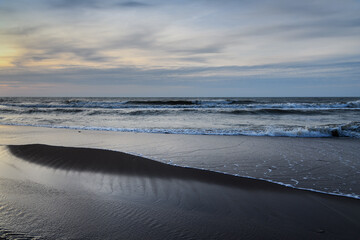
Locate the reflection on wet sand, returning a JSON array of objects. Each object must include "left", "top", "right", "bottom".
[{"left": 0, "top": 144, "right": 359, "bottom": 239}]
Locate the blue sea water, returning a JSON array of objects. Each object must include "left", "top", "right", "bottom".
[{"left": 0, "top": 97, "right": 359, "bottom": 138}]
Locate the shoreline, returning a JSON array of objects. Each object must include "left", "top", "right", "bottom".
[
  {"left": 1, "top": 122, "right": 359, "bottom": 138},
  {"left": 1, "top": 124, "right": 360, "bottom": 199},
  {"left": 6, "top": 143, "right": 360, "bottom": 200}
]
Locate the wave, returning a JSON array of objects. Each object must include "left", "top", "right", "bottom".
[
  {"left": 245, "top": 123, "right": 360, "bottom": 138},
  {"left": 245, "top": 101, "right": 360, "bottom": 109},
  {"left": 1, "top": 122, "right": 360, "bottom": 138},
  {"left": 63, "top": 99, "right": 83, "bottom": 104},
  {"left": 228, "top": 100, "right": 257, "bottom": 104},
  {"left": 0, "top": 108, "right": 85, "bottom": 114},
  {"left": 125, "top": 100, "right": 196, "bottom": 105},
  {"left": 1, "top": 99, "right": 359, "bottom": 110},
  {"left": 27, "top": 108, "right": 84, "bottom": 114},
  {"left": 125, "top": 109, "right": 172, "bottom": 116},
  {"left": 1, "top": 106, "right": 359, "bottom": 117},
  {"left": 0, "top": 109, "right": 17, "bottom": 114},
  {"left": 222, "top": 108, "right": 360, "bottom": 115},
  {"left": 347, "top": 100, "right": 360, "bottom": 108},
  {"left": 1, "top": 107, "right": 359, "bottom": 118},
  {"left": 87, "top": 109, "right": 173, "bottom": 116}
]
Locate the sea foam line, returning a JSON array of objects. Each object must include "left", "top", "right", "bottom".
[{"left": 1, "top": 122, "right": 359, "bottom": 138}]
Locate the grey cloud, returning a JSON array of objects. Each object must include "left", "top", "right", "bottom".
[
  {"left": 291, "top": 17, "right": 360, "bottom": 37},
  {"left": 107, "top": 29, "right": 224, "bottom": 57},
  {"left": 169, "top": 45, "right": 223, "bottom": 55},
  {"left": 0, "top": 7, "right": 14, "bottom": 14},
  {"left": 12, "top": 38, "right": 114, "bottom": 66},
  {"left": 263, "top": 1, "right": 340, "bottom": 17},
  {"left": 51, "top": 0, "right": 99, "bottom": 8},
  {"left": 50, "top": 0, "right": 150, "bottom": 9},
  {"left": 236, "top": 16, "right": 360, "bottom": 41},
  {"left": 8, "top": 28, "right": 159, "bottom": 66},
  {"left": 110, "top": 31, "right": 156, "bottom": 49},
  {"left": 1, "top": 26, "right": 44, "bottom": 36},
  {"left": 30, "top": 56, "right": 51, "bottom": 62},
  {"left": 176, "top": 57, "right": 208, "bottom": 63},
  {"left": 3, "top": 58, "right": 359, "bottom": 86},
  {"left": 1, "top": 59, "right": 359, "bottom": 97},
  {"left": 116, "top": 1, "right": 150, "bottom": 7}
]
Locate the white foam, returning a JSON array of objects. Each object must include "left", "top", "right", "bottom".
[{"left": 1, "top": 122, "right": 359, "bottom": 138}]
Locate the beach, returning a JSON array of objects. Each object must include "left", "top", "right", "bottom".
[
  {"left": 0, "top": 125, "right": 360, "bottom": 239},
  {"left": 1, "top": 0, "right": 360, "bottom": 237}
]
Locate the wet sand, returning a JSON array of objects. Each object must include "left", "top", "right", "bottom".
[
  {"left": 1, "top": 125, "right": 360, "bottom": 197},
  {"left": 0, "top": 143, "right": 360, "bottom": 239},
  {"left": 0, "top": 125, "right": 360, "bottom": 239}
]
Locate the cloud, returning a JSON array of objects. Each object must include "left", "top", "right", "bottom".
[
  {"left": 240, "top": 17, "right": 360, "bottom": 40},
  {"left": 6, "top": 23, "right": 226, "bottom": 67},
  {"left": 50, "top": 0, "right": 99, "bottom": 9},
  {"left": 9, "top": 35, "right": 115, "bottom": 67},
  {"left": 1, "top": 0, "right": 360, "bottom": 96},
  {"left": 1, "top": 26, "right": 44, "bottom": 36},
  {"left": 262, "top": 0, "right": 340, "bottom": 17},
  {"left": 49, "top": 0, "right": 150, "bottom": 9},
  {"left": 108, "top": 31, "right": 225, "bottom": 56},
  {"left": 116, "top": 1, "right": 150, "bottom": 8},
  {"left": 109, "top": 30, "right": 157, "bottom": 49},
  {"left": 2, "top": 58, "right": 359, "bottom": 85},
  {"left": 1, "top": 57, "right": 359, "bottom": 96},
  {"left": 169, "top": 45, "right": 223, "bottom": 55}
]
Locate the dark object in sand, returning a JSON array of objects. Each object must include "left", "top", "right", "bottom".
[
  {"left": 331, "top": 129, "right": 340, "bottom": 137},
  {"left": 5, "top": 144, "right": 360, "bottom": 240}
]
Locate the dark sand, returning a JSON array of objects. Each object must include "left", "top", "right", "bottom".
[{"left": 0, "top": 143, "right": 360, "bottom": 239}]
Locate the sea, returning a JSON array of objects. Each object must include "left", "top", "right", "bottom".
[{"left": 0, "top": 97, "right": 359, "bottom": 138}]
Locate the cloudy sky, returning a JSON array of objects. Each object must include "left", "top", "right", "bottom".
[{"left": 0, "top": 0, "right": 359, "bottom": 97}]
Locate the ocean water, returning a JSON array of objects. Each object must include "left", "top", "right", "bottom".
[{"left": 0, "top": 97, "right": 359, "bottom": 138}]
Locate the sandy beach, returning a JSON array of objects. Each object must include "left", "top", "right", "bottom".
[
  {"left": 2, "top": 0, "right": 360, "bottom": 237},
  {"left": 0, "top": 126, "right": 359, "bottom": 239}
]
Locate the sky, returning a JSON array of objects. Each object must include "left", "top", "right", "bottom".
[{"left": 0, "top": 0, "right": 359, "bottom": 97}]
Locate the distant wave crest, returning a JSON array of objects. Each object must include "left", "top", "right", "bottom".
[
  {"left": 1, "top": 122, "right": 360, "bottom": 138},
  {"left": 1, "top": 99, "right": 360, "bottom": 110}
]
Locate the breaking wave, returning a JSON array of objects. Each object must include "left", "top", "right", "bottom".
[
  {"left": 1, "top": 99, "right": 359, "bottom": 110},
  {"left": 1, "top": 122, "right": 360, "bottom": 138},
  {"left": 1, "top": 97, "right": 359, "bottom": 138}
]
